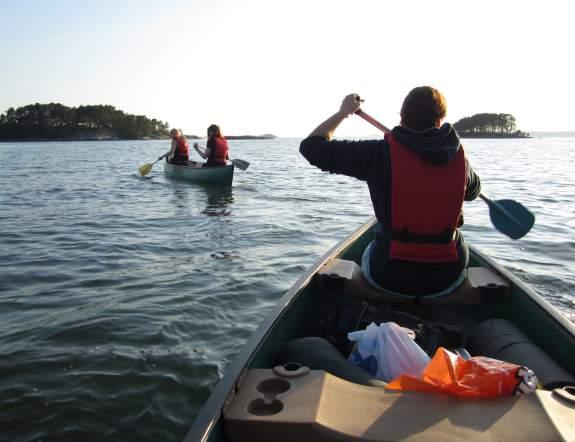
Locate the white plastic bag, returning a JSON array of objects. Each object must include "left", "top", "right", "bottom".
[{"left": 347, "top": 322, "right": 430, "bottom": 382}]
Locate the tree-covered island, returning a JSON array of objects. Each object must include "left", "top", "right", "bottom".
[
  {"left": 0, "top": 103, "right": 170, "bottom": 140},
  {"left": 453, "top": 113, "right": 530, "bottom": 138}
]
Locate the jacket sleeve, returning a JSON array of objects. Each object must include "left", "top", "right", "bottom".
[
  {"left": 299, "top": 136, "right": 384, "bottom": 181},
  {"left": 464, "top": 159, "right": 481, "bottom": 201}
]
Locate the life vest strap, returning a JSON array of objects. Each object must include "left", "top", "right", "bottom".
[{"left": 391, "top": 228, "right": 454, "bottom": 245}]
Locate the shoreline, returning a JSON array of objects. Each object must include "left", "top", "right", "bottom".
[
  {"left": 458, "top": 134, "right": 532, "bottom": 139},
  {"left": 0, "top": 137, "right": 171, "bottom": 143}
]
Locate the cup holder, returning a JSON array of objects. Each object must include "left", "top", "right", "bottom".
[
  {"left": 284, "top": 363, "right": 301, "bottom": 372},
  {"left": 273, "top": 363, "right": 311, "bottom": 378},
  {"left": 247, "top": 398, "right": 284, "bottom": 416},
  {"left": 553, "top": 385, "right": 575, "bottom": 404},
  {"left": 241, "top": 366, "right": 312, "bottom": 418},
  {"left": 256, "top": 378, "right": 291, "bottom": 396}
]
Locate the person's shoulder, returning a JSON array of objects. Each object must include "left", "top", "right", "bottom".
[{"left": 300, "top": 135, "right": 327, "bottom": 146}]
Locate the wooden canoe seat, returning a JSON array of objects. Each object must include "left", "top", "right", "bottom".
[{"left": 315, "top": 259, "right": 510, "bottom": 304}]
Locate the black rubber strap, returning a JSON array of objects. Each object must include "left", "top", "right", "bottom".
[{"left": 391, "top": 228, "right": 453, "bottom": 244}]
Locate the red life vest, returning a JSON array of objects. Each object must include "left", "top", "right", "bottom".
[
  {"left": 175, "top": 135, "right": 189, "bottom": 157},
  {"left": 208, "top": 137, "right": 229, "bottom": 165},
  {"left": 388, "top": 133, "right": 466, "bottom": 263}
]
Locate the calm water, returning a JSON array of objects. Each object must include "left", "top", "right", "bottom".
[{"left": 0, "top": 137, "right": 574, "bottom": 441}]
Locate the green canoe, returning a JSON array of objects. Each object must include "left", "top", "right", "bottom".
[
  {"left": 164, "top": 161, "right": 234, "bottom": 186},
  {"left": 185, "top": 217, "right": 575, "bottom": 442}
]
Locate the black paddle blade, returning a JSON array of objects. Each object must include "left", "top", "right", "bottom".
[
  {"left": 231, "top": 159, "right": 250, "bottom": 171},
  {"left": 486, "top": 198, "right": 535, "bottom": 240}
]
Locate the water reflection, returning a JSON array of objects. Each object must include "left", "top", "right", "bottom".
[
  {"left": 167, "top": 182, "right": 234, "bottom": 219},
  {"left": 171, "top": 186, "right": 189, "bottom": 209},
  {"left": 200, "top": 185, "right": 234, "bottom": 217}
]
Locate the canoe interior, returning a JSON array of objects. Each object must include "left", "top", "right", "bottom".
[{"left": 189, "top": 218, "right": 575, "bottom": 442}]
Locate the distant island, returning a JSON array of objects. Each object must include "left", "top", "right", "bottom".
[
  {"left": 454, "top": 113, "right": 530, "bottom": 138},
  {"left": 0, "top": 103, "right": 170, "bottom": 141}
]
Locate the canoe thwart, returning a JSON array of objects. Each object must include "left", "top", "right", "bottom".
[
  {"left": 224, "top": 368, "right": 572, "bottom": 442},
  {"left": 315, "top": 259, "right": 511, "bottom": 304}
]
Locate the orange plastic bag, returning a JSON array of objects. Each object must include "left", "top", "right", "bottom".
[{"left": 387, "top": 347, "right": 537, "bottom": 398}]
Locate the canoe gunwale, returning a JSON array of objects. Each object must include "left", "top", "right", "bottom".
[{"left": 184, "top": 218, "right": 377, "bottom": 442}]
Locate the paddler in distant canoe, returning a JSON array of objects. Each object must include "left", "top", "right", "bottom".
[
  {"left": 138, "top": 128, "right": 195, "bottom": 176},
  {"left": 158, "top": 128, "right": 190, "bottom": 165},
  {"left": 193, "top": 124, "right": 230, "bottom": 167},
  {"left": 300, "top": 87, "right": 482, "bottom": 297}
]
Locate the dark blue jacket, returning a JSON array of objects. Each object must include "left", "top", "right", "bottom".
[{"left": 300, "top": 124, "right": 481, "bottom": 295}]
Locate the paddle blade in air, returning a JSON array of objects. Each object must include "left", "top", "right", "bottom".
[
  {"left": 488, "top": 199, "right": 535, "bottom": 240},
  {"left": 138, "top": 163, "right": 153, "bottom": 176},
  {"left": 231, "top": 159, "right": 250, "bottom": 171}
]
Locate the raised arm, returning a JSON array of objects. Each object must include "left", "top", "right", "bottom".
[{"left": 300, "top": 94, "right": 384, "bottom": 181}]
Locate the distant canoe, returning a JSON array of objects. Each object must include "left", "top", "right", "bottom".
[{"left": 163, "top": 161, "right": 234, "bottom": 186}]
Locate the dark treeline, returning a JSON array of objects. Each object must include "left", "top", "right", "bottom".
[
  {"left": 0, "top": 103, "right": 170, "bottom": 140},
  {"left": 453, "top": 113, "right": 529, "bottom": 138}
]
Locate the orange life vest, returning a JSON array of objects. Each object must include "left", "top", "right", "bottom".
[
  {"left": 208, "top": 137, "right": 229, "bottom": 165},
  {"left": 388, "top": 133, "right": 466, "bottom": 263},
  {"left": 175, "top": 135, "right": 189, "bottom": 157}
]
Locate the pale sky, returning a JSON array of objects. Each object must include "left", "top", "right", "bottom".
[{"left": 1, "top": 0, "right": 573, "bottom": 136}]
